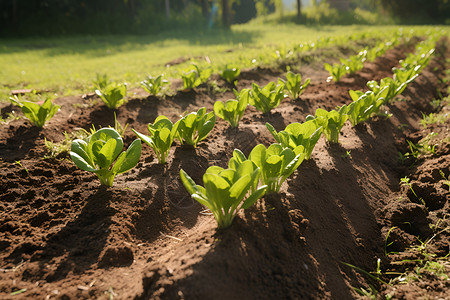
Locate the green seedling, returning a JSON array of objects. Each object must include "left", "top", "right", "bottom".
[
  {"left": 248, "top": 81, "right": 286, "bottom": 114},
  {"left": 324, "top": 62, "right": 348, "bottom": 82},
  {"left": 9, "top": 95, "right": 60, "bottom": 128},
  {"left": 220, "top": 67, "right": 240, "bottom": 84},
  {"left": 141, "top": 74, "right": 169, "bottom": 96},
  {"left": 132, "top": 116, "right": 178, "bottom": 164},
  {"left": 180, "top": 154, "right": 266, "bottom": 229},
  {"left": 439, "top": 170, "right": 450, "bottom": 190},
  {"left": 213, "top": 88, "right": 249, "bottom": 128},
  {"left": 266, "top": 120, "right": 322, "bottom": 160},
  {"left": 93, "top": 73, "right": 111, "bottom": 90},
  {"left": 181, "top": 64, "right": 212, "bottom": 91},
  {"left": 420, "top": 112, "right": 447, "bottom": 128},
  {"left": 341, "top": 54, "right": 365, "bottom": 75},
  {"left": 112, "top": 112, "right": 128, "bottom": 137},
  {"left": 280, "top": 71, "right": 311, "bottom": 99},
  {"left": 248, "top": 143, "right": 306, "bottom": 193},
  {"left": 45, "top": 129, "right": 90, "bottom": 159},
  {"left": 173, "top": 107, "right": 216, "bottom": 147},
  {"left": 70, "top": 128, "right": 141, "bottom": 187},
  {"left": 400, "top": 176, "right": 425, "bottom": 206},
  {"left": 346, "top": 89, "right": 386, "bottom": 126},
  {"left": 95, "top": 82, "right": 127, "bottom": 109},
  {"left": 307, "top": 106, "right": 349, "bottom": 144}
]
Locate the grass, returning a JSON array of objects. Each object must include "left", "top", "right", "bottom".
[{"left": 1, "top": 24, "right": 446, "bottom": 101}]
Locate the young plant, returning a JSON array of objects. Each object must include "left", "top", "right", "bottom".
[
  {"left": 9, "top": 96, "right": 60, "bottom": 128},
  {"left": 346, "top": 90, "right": 386, "bottom": 126},
  {"left": 307, "top": 106, "right": 349, "bottom": 144},
  {"left": 213, "top": 88, "right": 249, "bottom": 128},
  {"left": 280, "top": 71, "right": 311, "bottom": 99},
  {"left": 324, "top": 62, "right": 348, "bottom": 82},
  {"left": 181, "top": 64, "right": 212, "bottom": 91},
  {"left": 70, "top": 128, "right": 141, "bottom": 187},
  {"left": 180, "top": 155, "right": 266, "bottom": 229},
  {"left": 141, "top": 74, "right": 169, "bottom": 96},
  {"left": 93, "top": 73, "right": 111, "bottom": 90},
  {"left": 173, "top": 107, "right": 216, "bottom": 147},
  {"left": 248, "top": 81, "right": 286, "bottom": 114},
  {"left": 266, "top": 120, "right": 323, "bottom": 160},
  {"left": 341, "top": 54, "right": 365, "bottom": 75},
  {"left": 95, "top": 82, "right": 127, "bottom": 109},
  {"left": 132, "top": 116, "right": 177, "bottom": 164},
  {"left": 248, "top": 143, "right": 306, "bottom": 193},
  {"left": 220, "top": 67, "right": 240, "bottom": 84}
]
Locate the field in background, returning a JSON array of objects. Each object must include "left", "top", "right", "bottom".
[{"left": 1, "top": 24, "right": 445, "bottom": 101}]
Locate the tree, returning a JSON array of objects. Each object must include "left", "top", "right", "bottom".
[
  {"left": 222, "top": 0, "right": 231, "bottom": 26},
  {"left": 296, "top": 0, "right": 301, "bottom": 18}
]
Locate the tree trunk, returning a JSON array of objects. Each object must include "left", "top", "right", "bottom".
[
  {"left": 201, "top": 0, "right": 209, "bottom": 18},
  {"left": 296, "top": 0, "right": 301, "bottom": 18},
  {"left": 165, "top": 0, "right": 170, "bottom": 19},
  {"left": 222, "top": 0, "right": 230, "bottom": 27}
]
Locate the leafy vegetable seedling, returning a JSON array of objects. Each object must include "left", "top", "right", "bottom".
[
  {"left": 307, "top": 107, "right": 349, "bottom": 144},
  {"left": 324, "top": 63, "right": 348, "bottom": 82},
  {"left": 346, "top": 89, "right": 386, "bottom": 126},
  {"left": 221, "top": 67, "right": 240, "bottom": 84},
  {"left": 93, "top": 73, "right": 111, "bottom": 90},
  {"left": 213, "top": 88, "right": 249, "bottom": 128},
  {"left": 132, "top": 116, "right": 178, "bottom": 164},
  {"left": 266, "top": 120, "right": 323, "bottom": 160},
  {"left": 95, "top": 83, "right": 127, "bottom": 109},
  {"left": 141, "top": 74, "right": 169, "bottom": 96},
  {"left": 248, "top": 143, "right": 306, "bottom": 193},
  {"left": 173, "top": 107, "right": 216, "bottom": 147},
  {"left": 249, "top": 81, "right": 286, "bottom": 114},
  {"left": 280, "top": 71, "right": 311, "bottom": 99},
  {"left": 9, "top": 96, "right": 60, "bottom": 128},
  {"left": 180, "top": 153, "right": 266, "bottom": 229},
  {"left": 181, "top": 64, "right": 212, "bottom": 91},
  {"left": 70, "top": 128, "right": 141, "bottom": 187}
]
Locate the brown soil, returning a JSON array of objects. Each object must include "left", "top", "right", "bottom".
[{"left": 0, "top": 39, "right": 449, "bottom": 299}]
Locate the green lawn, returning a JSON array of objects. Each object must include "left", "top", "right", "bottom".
[{"left": 0, "top": 24, "right": 447, "bottom": 101}]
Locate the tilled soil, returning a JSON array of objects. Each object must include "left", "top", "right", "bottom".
[{"left": 0, "top": 38, "right": 449, "bottom": 299}]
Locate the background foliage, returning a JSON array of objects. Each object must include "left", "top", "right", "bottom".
[{"left": 0, "top": 0, "right": 448, "bottom": 36}]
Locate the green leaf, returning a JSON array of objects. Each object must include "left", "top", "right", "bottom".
[
  {"left": 115, "top": 139, "right": 142, "bottom": 174},
  {"left": 180, "top": 169, "right": 202, "bottom": 196},
  {"left": 241, "top": 185, "right": 267, "bottom": 209}
]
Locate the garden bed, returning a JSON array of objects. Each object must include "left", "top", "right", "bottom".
[{"left": 0, "top": 38, "right": 449, "bottom": 299}]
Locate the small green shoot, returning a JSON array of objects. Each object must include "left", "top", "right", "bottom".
[
  {"left": 44, "top": 129, "right": 90, "bottom": 159},
  {"left": 10, "top": 288, "right": 27, "bottom": 296},
  {"left": 248, "top": 81, "right": 286, "bottom": 114},
  {"left": 266, "top": 120, "right": 322, "bottom": 160},
  {"left": 220, "top": 67, "right": 240, "bottom": 84},
  {"left": 248, "top": 143, "right": 306, "bottom": 193},
  {"left": 180, "top": 152, "right": 266, "bottom": 229},
  {"left": 15, "top": 160, "right": 28, "bottom": 174},
  {"left": 95, "top": 83, "right": 127, "bottom": 109},
  {"left": 279, "top": 71, "right": 311, "bottom": 99},
  {"left": 112, "top": 112, "right": 128, "bottom": 137},
  {"left": 141, "top": 74, "right": 169, "bottom": 96},
  {"left": 132, "top": 116, "right": 177, "bottom": 164},
  {"left": 307, "top": 106, "right": 348, "bottom": 144},
  {"left": 181, "top": 64, "right": 212, "bottom": 91},
  {"left": 324, "top": 62, "right": 348, "bottom": 82},
  {"left": 9, "top": 95, "right": 60, "bottom": 128},
  {"left": 400, "top": 177, "right": 425, "bottom": 206},
  {"left": 70, "top": 128, "right": 142, "bottom": 187},
  {"left": 93, "top": 73, "right": 111, "bottom": 90},
  {"left": 213, "top": 88, "right": 249, "bottom": 128},
  {"left": 173, "top": 107, "right": 216, "bottom": 147},
  {"left": 439, "top": 170, "right": 450, "bottom": 190}
]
